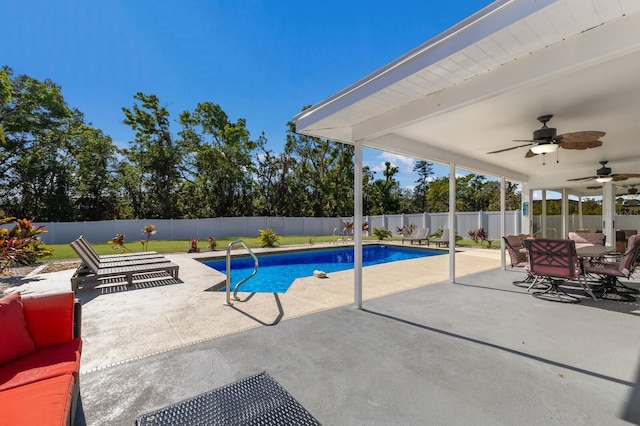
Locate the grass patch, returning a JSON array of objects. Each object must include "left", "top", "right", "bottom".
[{"left": 41, "top": 235, "right": 382, "bottom": 261}]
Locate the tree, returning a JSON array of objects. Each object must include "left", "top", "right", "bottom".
[
  {"left": 412, "top": 160, "right": 434, "bottom": 211},
  {"left": 70, "top": 126, "right": 120, "bottom": 221},
  {"left": 178, "top": 101, "right": 258, "bottom": 217},
  {"left": 0, "top": 67, "right": 79, "bottom": 220},
  {"left": 122, "top": 93, "right": 182, "bottom": 218},
  {"left": 284, "top": 112, "right": 354, "bottom": 217},
  {"left": 362, "top": 162, "right": 403, "bottom": 215}
]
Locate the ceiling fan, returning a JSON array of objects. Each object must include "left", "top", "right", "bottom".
[
  {"left": 587, "top": 184, "right": 640, "bottom": 198},
  {"left": 567, "top": 161, "right": 640, "bottom": 183},
  {"left": 486, "top": 114, "right": 605, "bottom": 163},
  {"left": 619, "top": 185, "right": 639, "bottom": 199}
]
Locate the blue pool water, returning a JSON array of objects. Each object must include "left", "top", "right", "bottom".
[{"left": 202, "top": 245, "right": 443, "bottom": 293}]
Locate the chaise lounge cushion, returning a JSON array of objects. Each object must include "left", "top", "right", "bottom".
[
  {"left": 0, "top": 337, "right": 82, "bottom": 392},
  {"left": 0, "top": 293, "right": 36, "bottom": 366},
  {"left": 0, "top": 373, "right": 75, "bottom": 426}
]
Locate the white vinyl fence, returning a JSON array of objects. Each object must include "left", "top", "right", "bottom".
[{"left": 30, "top": 212, "right": 640, "bottom": 244}]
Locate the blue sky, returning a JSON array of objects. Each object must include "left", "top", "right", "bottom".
[{"left": 2, "top": 0, "right": 493, "bottom": 188}]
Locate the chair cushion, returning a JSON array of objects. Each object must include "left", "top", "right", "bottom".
[
  {"left": 22, "top": 292, "right": 75, "bottom": 350},
  {"left": 0, "top": 293, "right": 36, "bottom": 366},
  {"left": 0, "top": 337, "right": 82, "bottom": 392},
  {"left": 0, "top": 373, "right": 74, "bottom": 426}
]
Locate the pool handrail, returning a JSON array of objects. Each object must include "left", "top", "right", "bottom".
[{"left": 225, "top": 240, "right": 259, "bottom": 305}]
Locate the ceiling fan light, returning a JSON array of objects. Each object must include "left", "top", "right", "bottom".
[
  {"left": 628, "top": 193, "right": 638, "bottom": 199},
  {"left": 595, "top": 176, "right": 613, "bottom": 183},
  {"left": 530, "top": 143, "right": 558, "bottom": 155}
]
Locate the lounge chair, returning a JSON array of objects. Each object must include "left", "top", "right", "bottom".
[
  {"left": 402, "top": 227, "right": 430, "bottom": 245},
  {"left": 431, "top": 229, "right": 451, "bottom": 247},
  {"left": 73, "top": 237, "right": 171, "bottom": 270},
  {"left": 69, "top": 238, "right": 179, "bottom": 291},
  {"left": 77, "top": 235, "right": 164, "bottom": 261}
]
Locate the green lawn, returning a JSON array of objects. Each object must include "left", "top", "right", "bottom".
[{"left": 42, "top": 235, "right": 497, "bottom": 261}]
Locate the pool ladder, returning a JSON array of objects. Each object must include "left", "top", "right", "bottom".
[{"left": 225, "top": 240, "right": 259, "bottom": 305}]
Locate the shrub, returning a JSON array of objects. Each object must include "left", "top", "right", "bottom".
[
  {"left": 396, "top": 224, "right": 416, "bottom": 237},
  {"left": 373, "top": 228, "right": 393, "bottom": 240},
  {"left": 0, "top": 217, "right": 51, "bottom": 273},
  {"left": 343, "top": 221, "right": 370, "bottom": 234},
  {"left": 108, "top": 233, "right": 128, "bottom": 253},
  {"left": 188, "top": 238, "right": 200, "bottom": 253},
  {"left": 258, "top": 228, "right": 282, "bottom": 247},
  {"left": 207, "top": 235, "right": 217, "bottom": 250},
  {"left": 468, "top": 228, "right": 493, "bottom": 247},
  {"left": 140, "top": 224, "right": 157, "bottom": 251}
]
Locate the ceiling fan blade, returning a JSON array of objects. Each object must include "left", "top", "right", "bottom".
[
  {"left": 586, "top": 186, "right": 601, "bottom": 190},
  {"left": 566, "top": 176, "right": 596, "bottom": 182},
  {"left": 524, "top": 149, "right": 538, "bottom": 158},
  {"left": 559, "top": 139, "right": 603, "bottom": 150},
  {"left": 512, "top": 139, "right": 537, "bottom": 143},
  {"left": 487, "top": 143, "right": 533, "bottom": 154},
  {"left": 616, "top": 173, "right": 640, "bottom": 179},
  {"left": 557, "top": 131, "right": 606, "bottom": 142}
]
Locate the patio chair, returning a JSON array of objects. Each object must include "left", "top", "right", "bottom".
[
  {"left": 524, "top": 238, "right": 584, "bottom": 303},
  {"left": 568, "top": 232, "right": 605, "bottom": 250},
  {"left": 69, "top": 238, "right": 179, "bottom": 292},
  {"left": 431, "top": 229, "right": 450, "bottom": 247},
  {"left": 584, "top": 234, "right": 640, "bottom": 298},
  {"left": 503, "top": 235, "right": 535, "bottom": 286},
  {"left": 403, "top": 227, "right": 430, "bottom": 245}
]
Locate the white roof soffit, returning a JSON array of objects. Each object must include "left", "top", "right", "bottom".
[{"left": 293, "top": 0, "right": 640, "bottom": 184}]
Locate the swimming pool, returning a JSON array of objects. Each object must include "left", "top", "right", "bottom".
[{"left": 202, "top": 245, "right": 444, "bottom": 293}]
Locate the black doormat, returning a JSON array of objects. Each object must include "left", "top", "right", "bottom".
[{"left": 136, "top": 371, "right": 321, "bottom": 425}]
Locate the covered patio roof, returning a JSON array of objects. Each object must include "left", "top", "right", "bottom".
[{"left": 294, "top": 0, "right": 640, "bottom": 195}]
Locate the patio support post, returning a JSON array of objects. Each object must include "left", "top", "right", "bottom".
[
  {"left": 561, "top": 188, "right": 569, "bottom": 238},
  {"left": 500, "top": 176, "right": 506, "bottom": 270},
  {"left": 602, "top": 182, "right": 615, "bottom": 247},
  {"left": 353, "top": 140, "right": 363, "bottom": 309},
  {"left": 448, "top": 163, "right": 456, "bottom": 283},
  {"left": 578, "top": 196, "right": 584, "bottom": 230},
  {"left": 541, "top": 190, "right": 547, "bottom": 238},
  {"left": 521, "top": 183, "right": 531, "bottom": 235}
]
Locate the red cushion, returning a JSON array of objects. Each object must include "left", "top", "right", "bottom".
[
  {"left": 0, "top": 293, "right": 36, "bottom": 366},
  {"left": 0, "top": 373, "right": 74, "bottom": 426},
  {"left": 0, "top": 337, "right": 82, "bottom": 392},
  {"left": 22, "top": 292, "right": 74, "bottom": 350}
]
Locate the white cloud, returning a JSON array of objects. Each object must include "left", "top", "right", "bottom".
[{"left": 378, "top": 152, "right": 416, "bottom": 173}]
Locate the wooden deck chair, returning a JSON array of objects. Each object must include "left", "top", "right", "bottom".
[
  {"left": 77, "top": 235, "right": 163, "bottom": 261},
  {"left": 432, "top": 229, "right": 450, "bottom": 247},
  {"left": 74, "top": 237, "right": 171, "bottom": 270},
  {"left": 69, "top": 238, "right": 179, "bottom": 291},
  {"left": 403, "top": 227, "right": 430, "bottom": 245}
]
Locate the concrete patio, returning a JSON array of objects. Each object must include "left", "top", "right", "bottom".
[{"left": 6, "top": 245, "right": 640, "bottom": 425}]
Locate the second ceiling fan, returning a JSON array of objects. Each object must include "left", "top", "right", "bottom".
[
  {"left": 568, "top": 161, "right": 640, "bottom": 183},
  {"left": 487, "top": 114, "right": 605, "bottom": 163}
]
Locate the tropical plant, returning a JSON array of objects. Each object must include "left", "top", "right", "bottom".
[
  {"left": 188, "top": 238, "right": 200, "bottom": 253},
  {"left": 140, "top": 224, "right": 157, "bottom": 251},
  {"left": 343, "top": 221, "right": 370, "bottom": 235},
  {"left": 0, "top": 217, "right": 51, "bottom": 274},
  {"left": 373, "top": 227, "right": 392, "bottom": 240},
  {"left": 468, "top": 228, "right": 493, "bottom": 247},
  {"left": 107, "top": 234, "right": 128, "bottom": 253},
  {"left": 207, "top": 235, "right": 217, "bottom": 250},
  {"left": 257, "top": 228, "right": 281, "bottom": 247},
  {"left": 396, "top": 224, "right": 416, "bottom": 237}
]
